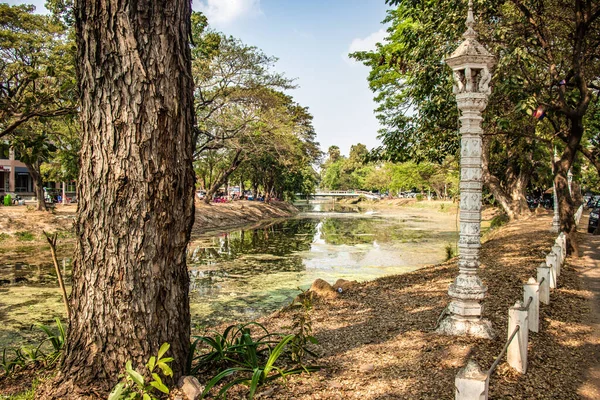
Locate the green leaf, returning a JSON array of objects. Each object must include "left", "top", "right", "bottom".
[
  {"left": 146, "top": 356, "right": 156, "bottom": 372},
  {"left": 126, "top": 367, "right": 145, "bottom": 387},
  {"left": 248, "top": 368, "right": 264, "bottom": 399},
  {"left": 157, "top": 343, "right": 170, "bottom": 359},
  {"left": 107, "top": 382, "right": 125, "bottom": 400},
  {"left": 157, "top": 361, "right": 173, "bottom": 377},
  {"left": 142, "top": 393, "right": 151, "bottom": 400},
  {"left": 149, "top": 380, "right": 169, "bottom": 394}
]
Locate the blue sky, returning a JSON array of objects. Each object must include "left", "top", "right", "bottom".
[{"left": 8, "top": 0, "right": 390, "bottom": 157}]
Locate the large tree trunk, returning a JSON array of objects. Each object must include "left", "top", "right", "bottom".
[
  {"left": 555, "top": 117, "right": 584, "bottom": 254},
  {"left": 41, "top": 0, "right": 195, "bottom": 398},
  {"left": 481, "top": 138, "right": 531, "bottom": 220},
  {"left": 25, "top": 160, "right": 47, "bottom": 211}
]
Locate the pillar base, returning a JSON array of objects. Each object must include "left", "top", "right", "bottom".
[{"left": 436, "top": 315, "right": 494, "bottom": 339}]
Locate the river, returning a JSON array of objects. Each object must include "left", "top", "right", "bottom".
[{"left": 0, "top": 201, "right": 459, "bottom": 347}]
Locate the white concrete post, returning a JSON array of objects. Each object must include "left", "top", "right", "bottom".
[
  {"left": 552, "top": 244, "right": 563, "bottom": 276},
  {"left": 557, "top": 233, "right": 567, "bottom": 259},
  {"left": 537, "top": 263, "right": 551, "bottom": 305},
  {"left": 507, "top": 301, "right": 529, "bottom": 373},
  {"left": 455, "top": 359, "right": 489, "bottom": 400},
  {"left": 524, "top": 278, "right": 540, "bottom": 333},
  {"left": 545, "top": 252, "right": 558, "bottom": 289}
]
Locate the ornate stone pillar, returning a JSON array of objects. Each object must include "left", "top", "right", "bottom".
[{"left": 437, "top": 0, "right": 494, "bottom": 339}]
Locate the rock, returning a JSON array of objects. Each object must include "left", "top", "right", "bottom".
[
  {"left": 309, "top": 278, "right": 338, "bottom": 299},
  {"left": 178, "top": 375, "right": 204, "bottom": 400},
  {"left": 329, "top": 381, "right": 343, "bottom": 389},
  {"left": 359, "top": 363, "right": 375, "bottom": 373},
  {"left": 333, "top": 279, "right": 358, "bottom": 293}
]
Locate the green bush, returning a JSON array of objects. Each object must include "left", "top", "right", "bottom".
[
  {"left": 3, "top": 194, "right": 11, "bottom": 206},
  {"left": 1, "top": 318, "right": 66, "bottom": 377},
  {"left": 415, "top": 194, "right": 424, "bottom": 201},
  {"left": 189, "top": 322, "right": 320, "bottom": 399},
  {"left": 445, "top": 243, "right": 457, "bottom": 261},
  {"left": 490, "top": 213, "right": 509, "bottom": 229},
  {"left": 108, "top": 343, "right": 173, "bottom": 400}
]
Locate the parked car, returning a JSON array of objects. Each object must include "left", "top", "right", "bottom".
[{"left": 589, "top": 199, "right": 600, "bottom": 233}]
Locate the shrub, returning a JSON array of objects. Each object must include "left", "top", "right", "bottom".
[
  {"left": 445, "top": 243, "right": 457, "bottom": 261},
  {"left": 3, "top": 194, "right": 11, "bottom": 206},
  {"left": 415, "top": 194, "right": 424, "bottom": 201},
  {"left": 108, "top": 343, "right": 173, "bottom": 400},
  {"left": 0, "top": 318, "right": 66, "bottom": 377},
  {"left": 189, "top": 322, "right": 320, "bottom": 399},
  {"left": 490, "top": 213, "right": 509, "bottom": 229}
]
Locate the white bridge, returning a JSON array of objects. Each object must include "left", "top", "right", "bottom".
[{"left": 298, "top": 190, "right": 381, "bottom": 200}]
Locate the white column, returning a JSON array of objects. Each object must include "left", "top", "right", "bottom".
[
  {"left": 524, "top": 278, "right": 540, "bottom": 333},
  {"left": 436, "top": 0, "right": 495, "bottom": 339},
  {"left": 455, "top": 359, "right": 489, "bottom": 400},
  {"left": 546, "top": 252, "right": 558, "bottom": 289},
  {"left": 552, "top": 244, "right": 563, "bottom": 276},
  {"left": 507, "top": 301, "right": 528, "bottom": 373},
  {"left": 537, "top": 263, "right": 551, "bottom": 305}
]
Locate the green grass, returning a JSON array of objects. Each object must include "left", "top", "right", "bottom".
[{"left": 14, "top": 232, "right": 35, "bottom": 242}]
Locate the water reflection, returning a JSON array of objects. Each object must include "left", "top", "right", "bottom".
[
  {"left": 0, "top": 202, "right": 459, "bottom": 340},
  {"left": 186, "top": 205, "right": 458, "bottom": 326}
]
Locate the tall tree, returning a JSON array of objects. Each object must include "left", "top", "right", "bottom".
[
  {"left": 352, "top": 0, "right": 600, "bottom": 232},
  {"left": 0, "top": 3, "right": 76, "bottom": 139},
  {"left": 42, "top": 0, "right": 196, "bottom": 397}
]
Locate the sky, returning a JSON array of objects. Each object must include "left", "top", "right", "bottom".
[{"left": 7, "top": 0, "right": 390, "bottom": 157}]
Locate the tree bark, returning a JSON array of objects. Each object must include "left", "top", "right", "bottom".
[
  {"left": 481, "top": 138, "right": 531, "bottom": 220},
  {"left": 25, "top": 160, "right": 47, "bottom": 211},
  {"left": 41, "top": 0, "right": 195, "bottom": 398},
  {"left": 555, "top": 117, "right": 583, "bottom": 253}
]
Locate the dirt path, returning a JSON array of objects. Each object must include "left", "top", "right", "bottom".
[{"left": 576, "top": 212, "right": 600, "bottom": 399}]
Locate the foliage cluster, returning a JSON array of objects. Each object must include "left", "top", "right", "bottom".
[
  {"left": 320, "top": 144, "right": 459, "bottom": 199},
  {"left": 0, "top": 318, "right": 65, "bottom": 377},
  {"left": 191, "top": 14, "right": 321, "bottom": 202},
  {"left": 351, "top": 0, "right": 600, "bottom": 224},
  {"left": 108, "top": 343, "right": 174, "bottom": 400},
  {"left": 189, "top": 321, "right": 319, "bottom": 399}
]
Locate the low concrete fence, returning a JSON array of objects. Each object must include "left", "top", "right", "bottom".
[{"left": 455, "top": 204, "right": 584, "bottom": 400}]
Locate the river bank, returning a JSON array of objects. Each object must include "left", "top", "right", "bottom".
[
  {"left": 198, "top": 211, "right": 594, "bottom": 399},
  {"left": 0, "top": 200, "right": 299, "bottom": 246}
]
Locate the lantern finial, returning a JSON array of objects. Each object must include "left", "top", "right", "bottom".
[{"left": 464, "top": 0, "right": 477, "bottom": 39}]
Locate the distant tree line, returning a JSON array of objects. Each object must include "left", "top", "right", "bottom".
[{"left": 320, "top": 144, "right": 460, "bottom": 199}]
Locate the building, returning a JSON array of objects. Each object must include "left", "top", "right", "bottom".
[
  {"left": 0, "top": 143, "right": 34, "bottom": 196},
  {"left": 1, "top": 143, "right": 76, "bottom": 202}
]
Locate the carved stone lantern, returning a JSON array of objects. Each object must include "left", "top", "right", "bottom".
[{"left": 436, "top": 0, "right": 495, "bottom": 339}]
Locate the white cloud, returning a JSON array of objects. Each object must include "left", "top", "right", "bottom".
[
  {"left": 348, "top": 28, "right": 387, "bottom": 54},
  {"left": 195, "top": 0, "right": 262, "bottom": 25}
]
